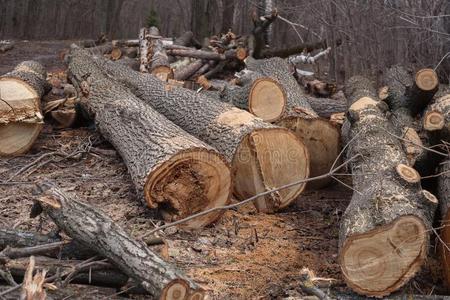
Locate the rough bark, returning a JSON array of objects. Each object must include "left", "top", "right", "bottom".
[
  {"left": 339, "top": 75, "right": 437, "bottom": 297},
  {"left": 439, "top": 159, "right": 450, "bottom": 291},
  {"left": 68, "top": 46, "right": 231, "bottom": 228},
  {"left": 245, "top": 57, "right": 340, "bottom": 189},
  {"left": 173, "top": 59, "right": 204, "bottom": 81},
  {"left": 148, "top": 27, "right": 173, "bottom": 81},
  {"left": 0, "top": 61, "right": 51, "bottom": 156},
  {"left": 166, "top": 48, "right": 246, "bottom": 61},
  {"left": 36, "top": 181, "right": 206, "bottom": 300},
  {"left": 138, "top": 27, "right": 150, "bottom": 72},
  {"left": 307, "top": 96, "right": 347, "bottom": 118},
  {"left": 92, "top": 53, "right": 310, "bottom": 213},
  {"left": 5, "top": 256, "right": 129, "bottom": 288}
]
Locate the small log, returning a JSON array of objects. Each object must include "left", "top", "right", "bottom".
[
  {"left": 439, "top": 159, "right": 450, "bottom": 291},
  {"left": 5, "top": 256, "right": 129, "bottom": 288},
  {"left": 139, "top": 27, "right": 150, "bottom": 73},
  {"left": 423, "top": 93, "right": 450, "bottom": 141},
  {"left": 246, "top": 57, "right": 340, "bottom": 189},
  {"left": 166, "top": 48, "right": 246, "bottom": 61},
  {"left": 173, "top": 59, "right": 204, "bottom": 81},
  {"left": 0, "top": 61, "right": 51, "bottom": 156},
  {"left": 261, "top": 40, "right": 331, "bottom": 58},
  {"left": 36, "top": 181, "right": 206, "bottom": 300},
  {"left": 69, "top": 46, "right": 231, "bottom": 228},
  {"left": 307, "top": 97, "right": 347, "bottom": 118},
  {"left": 339, "top": 76, "right": 437, "bottom": 297},
  {"left": 148, "top": 27, "right": 173, "bottom": 81},
  {"left": 112, "top": 39, "right": 139, "bottom": 47},
  {"left": 92, "top": 53, "right": 310, "bottom": 213},
  {"left": 219, "top": 70, "right": 287, "bottom": 122}
]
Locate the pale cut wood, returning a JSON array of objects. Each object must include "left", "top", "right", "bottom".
[
  {"left": 36, "top": 181, "right": 206, "bottom": 300},
  {"left": 245, "top": 57, "right": 340, "bottom": 189},
  {"left": 92, "top": 53, "right": 310, "bottom": 213},
  {"left": 69, "top": 46, "right": 231, "bottom": 228},
  {"left": 339, "top": 76, "right": 437, "bottom": 297},
  {"left": 0, "top": 61, "right": 50, "bottom": 156}
]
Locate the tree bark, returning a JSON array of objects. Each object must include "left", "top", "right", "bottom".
[
  {"left": 173, "top": 59, "right": 204, "bottom": 81},
  {"left": 138, "top": 27, "right": 150, "bottom": 73},
  {"left": 166, "top": 48, "right": 246, "bottom": 61},
  {"left": 245, "top": 57, "right": 340, "bottom": 189},
  {"left": 35, "top": 181, "right": 206, "bottom": 300},
  {"left": 307, "top": 96, "right": 347, "bottom": 118},
  {"left": 0, "top": 61, "right": 51, "bottom": 156},
  {"left": 339, "top": 75, "right": 437, "bottom": 297},
  {"left": 68, "top": 46, "right": 231, "bottom": 228},
  {"left": 148, "top": 27, "right": 173, "bottom": 81},
  {"left": 91, "top": 53, "right": 310, "bottom": 213},
  {"left": 438, "top": 159, "right": 450, "bottom": 291}
]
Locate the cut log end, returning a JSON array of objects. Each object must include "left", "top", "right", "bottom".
[
  {"left": 152, "top": 66, "right": 174, "bottom": 82},
  {"left": 111, "top": 48, "right": 122, "bottom": 61},
  {"left": 232, "top": 127, "right": 309, "bottom": 213},
  {"left": 276, "top": 117, "right": 340, "bottom": 189},
  {"left": 422, "top": 190, "right": 438, "bottom": 205},
  {"left": 378, "top": 86, "right": 389, "bottom": 101},
  {"left": 160, "top": 279, "right": 189, "bottom": 300},
  {"left": 349, "top": 97, "right": 378, "bottom": 112},
  {"left": 423, "top": 111, "right": 445, "bottom": 131},
  {"left": 145, "top": 148, "right": 231, "bottom": 229},
  {"left": 187, "top": 290, "right": 206, "bottom": 300},
  {"left": 415, "top": 68, "right": 439, "bottom": 91},
  {"left": 340, "top": 215, "right": 427, "bottom": 297},
  {"left": 402, "top": 127, "right": 423, "bottom": 166},
  {"left": 236, "top": 47, "right": 248, "bottom": 61},
  {"left": 248, "top": 77, "right": 286, "bottom": 122},
  {"left": 0, "top": 78, "right": 42, "bottom": 156},
  {"left": 396, "top": 164, "right": 421, "bottom": 184}
]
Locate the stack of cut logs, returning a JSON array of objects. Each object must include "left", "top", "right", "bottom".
[{"left": 1, "top": 8, "right": 450, "bottom": 299}]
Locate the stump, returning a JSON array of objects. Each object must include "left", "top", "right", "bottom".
[{"left": 0, "top": 61, "right": 51, "bottom": 156}]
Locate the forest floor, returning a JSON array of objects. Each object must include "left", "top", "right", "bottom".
[{"left": 0, "top": 41, "right": 446, "bottom": 299}]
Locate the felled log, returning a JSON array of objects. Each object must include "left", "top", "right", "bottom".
[
  {"left": 0, "top": 61, "right": 51, "bottom": 156},
  {"left": 306, "top": 96, "right": 347, "bottom": 118},
  {"left": 381, "top": 66, "right": 439, "bottom": 167},
  {"left": 173, "top": 59, "right": 204, "bottom": 81},
  {"left": 218, "top": 70, "right": 287, "bottom": 122},
  {"left": 246, "top": 57, "right": 340, "bottom": 189},
  {"left": 148, "top": 27, "right": 173, "bottom": 81},
  {"left": 261, "top": 40, "right": 329, "bottom": 59},
  {"left": 5, "top": 256, "right": 129, "bottom": 288},
  {"left": 86, "top": 43, "right": 113, "bottom": 55},
  {"left": 69, "top": 46, "right": 231, "bottom": 228},
  {"left": 339, "top": 76, "right": 438, "bottom": 297},
  {"left": 36, "top": 181, "right": 206, "bottom": 300},
  {"left": 92, "top": 53, "right": 310, "bottom": 213},
  {"left": 139, "top": 27, "right": 150, "bottom": 72},
  {"left": 439, "top": 160, "right": 450, "bottom": 291},
  {"left": 0, "top": 229, "right": 97, "bottom": 260},
  {"left": 0, "top": 42, "right": 14, "bottom": 53},
  {"left": 423, "top": 93, "right": 450, "bottom": 142},
  {"left": 166, "top": 48, "right": 247, "bottom": 61}
]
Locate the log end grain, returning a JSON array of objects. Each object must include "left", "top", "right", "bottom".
[
  {"left": 340, "top": 215, "right": 427, "bottom": 297},
  {"left": 160, "top": 279, "right": 189, "bottom": 300},
  {"left": 415, "top": 68, "right": 439, "bottom": 92},
  {"left": 248, "top": 77, "right": 286, "bottom": 122},
  {"left": 145, "top": 148, "right": 231, "bottom": 229},
  {"left": 276, "top": 117, "right": 340, "bottom": 189},
  {"left": 396, "top": 164, "right": 421, "bottom": 184},
  {"left": 0, "top": 78, "right": 43, "bottom": 156},
  {"left": 151, "top": 66, "right": 174, "bottom": 82},
  {"left": 111, "top": 47, "right": 123, "bottom": 61},
  {"left": 232, "top": 127, "right": 310, "bottom": 213},
  {"left": 423, "top": 111, "right": 445, "bottom": 131}
]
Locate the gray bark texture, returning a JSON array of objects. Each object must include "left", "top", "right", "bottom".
[
  {"left": 339, "top": 75, "right": 437, "bottom": 296},
  {"left": 174, "top": 59, "right": 204, "bottom": 81},
  {"left": 68, "top": 46, "right": 223, "bottom": 208},
  {"left": 307, "top": 96, "right": 347, "bottom": 118},
  {"left": 245, "top": 57, "right": 318, "bottom": 118},
  {"left": 91, "top": 53, "right": 277, "bottom": 163},
  {"left": 36, "top": 181, "right": 204, "bottom": 299}
]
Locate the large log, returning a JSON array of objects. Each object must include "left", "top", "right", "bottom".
[
  {"left": 339, "top": 76, "right": 438, "bottom": 297},
  {"left": 439, "top": 159, "right": 450, "bottom": 291},
  {"left": 36, "top": 181, "right": 206, "bottom": 300},
  {"left": 218, "top": 70, "right": 287, "bottom": 122},
  {"left": 90, "top": 52, "right": 310, "bottom": 213},
  {"left": 245, "top": 57, "right": 340, "bottom": 189},
  {"left": 148, "top": 27, "right": 173, "bottom": 81},
  {"left": 69, "top": 46, "right": 231, "bottom": 228},
  {"left": 0, "top": 61, "right": 51, "bottom": 156}
]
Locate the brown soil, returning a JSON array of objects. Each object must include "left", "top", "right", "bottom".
[{"left": 0, "top": 41, "right": 445, "bottom": 299}]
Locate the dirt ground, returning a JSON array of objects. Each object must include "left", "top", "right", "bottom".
[{"left": 0, "top": 41, "right": 446, "bottom": 299}]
